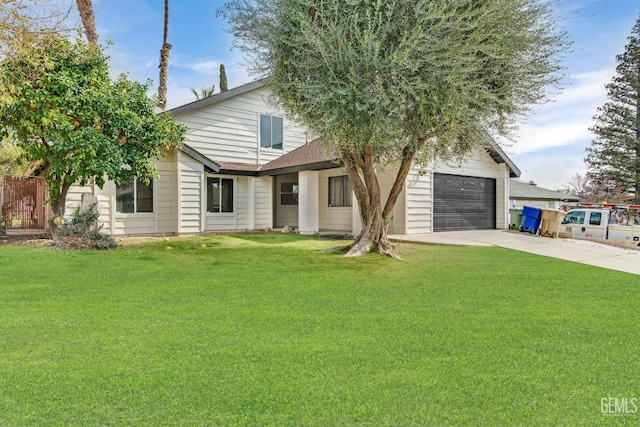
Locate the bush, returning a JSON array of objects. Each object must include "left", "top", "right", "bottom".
[{"left": 54, "top": 204, "right": 117, "bottom": 250}]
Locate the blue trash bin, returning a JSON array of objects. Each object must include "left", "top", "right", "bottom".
[{"left": 520, "top": 205, "right": 542, "bottom": 234}]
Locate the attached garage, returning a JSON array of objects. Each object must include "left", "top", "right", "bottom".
[{"left": 433, "top": 173, "right": 496, "bottom": 231}]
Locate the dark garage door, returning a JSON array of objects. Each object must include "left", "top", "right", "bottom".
[{"left": 433, "top": 174, "right": 496, "bottom": 231}]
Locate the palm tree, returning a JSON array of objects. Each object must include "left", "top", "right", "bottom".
[
  {"left": 75, "top": 0, "right": 98, "bottom": 44},
  {"left": 190, "top": 85, "right": 216, "bottom": 100},
  {"left": 157, "top": 0, "right": 171, "bottom": 110}
]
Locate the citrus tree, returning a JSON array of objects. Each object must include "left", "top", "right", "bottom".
[{"left": 0, "top": 34, "right": 186, "bottom": 233}]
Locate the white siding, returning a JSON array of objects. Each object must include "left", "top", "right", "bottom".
[
  {"left": 65, "top": 152, "right": 176, "bottom": 236},
  {"left": 405, "top": 167, "right": 432, "bottom": 234},
  {"left": 64, "top": 183, "right": 115, "bottom": 233},
  {"left": 174, "top": 87, "right": 307, "bottom": 165},
  {"left": 156, "top": 151, "right": 178, "bottom": 234},
  {"left": 178, "top": 152, "right": 203, "bottom": 234},
  {"left": 114, "top": 153, "right": 178, "bottom": 236},
  {"left": 254, "top": 176, "right": 273, "bottom": 229}
]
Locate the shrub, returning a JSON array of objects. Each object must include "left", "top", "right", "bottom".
[{"left": 54, "top": 204, "right": 117, "bottom": 250}]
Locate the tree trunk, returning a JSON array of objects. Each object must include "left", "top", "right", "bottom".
[
  {"left": 75, "top": 0, "right": 98, "bottom": 45},
  {"left": 157, "top": 0, "right": 171, "bottom": 110},
  {"left": 49, "top": 181, "right": 71, "bottom": 236},
  {"left": 341, "top": 139, "right": 426, "bottom": 258}
]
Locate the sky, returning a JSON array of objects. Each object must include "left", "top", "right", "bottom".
[{"left": 54, "top": 0, "right": 640, "bottom": 191}]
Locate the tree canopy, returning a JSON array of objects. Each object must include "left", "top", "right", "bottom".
[
  {"left": 586, "top": 15, "right": 640, "bottom": 204},
  {"left": 0, "top": 34, "right": 186, "bottom": 231},
  {"left": 220, "top": 0, "right": 569, "bottom": 256}
]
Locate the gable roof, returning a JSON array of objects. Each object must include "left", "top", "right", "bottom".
[{"left": 510, "top": 179, "right": 579, "bottom": 201}]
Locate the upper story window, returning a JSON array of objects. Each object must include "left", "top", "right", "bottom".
[
  {"left": 116, "top": 178, "right": 153, "bottom": 213},
  {"left": 260, "top": 115, "right": 283, "bottom": 150},
  {"left": 328, "top": 175, "right": 352, "bottom": 207},
  {"left": 207, "top": 177, "right": 234, "bottom": 213}
]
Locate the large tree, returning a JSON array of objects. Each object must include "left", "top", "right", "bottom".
[
  {"left": 220, "top": 0, "right": 568, "bottom": 256},
  {"left": 0, "top": 34, "right": 186, "bottom": 233},
  {"left": 585, "top": 16, "right": 640, "bottom": 204}
]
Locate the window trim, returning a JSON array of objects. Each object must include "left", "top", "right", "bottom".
[
  {"left": 280, "top": 182, "right": 299, "bottom": 206},
  {"left": 259, "top": 114, "right": 284, "bottom": 150},
  {"left": 115, "top": 178, "right": 154, "bottom": 214},
  {"left": 206, "top": 176, "right": 235, "bottom": 214}
]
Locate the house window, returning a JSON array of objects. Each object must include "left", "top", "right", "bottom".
[
  {"left": 328, "top": 175, "right": 352, "bottom": 207},
  {"left": 207, "top": 177, "right": 234, "bottom": 213},
  {"left": 281, "top": 182, "right": 298, "bottom": 205},
  {"left": 260, "top": 115, "right": 283, "bottom": 150},
  {"left": 116, "top": 178, "right": 153, "bottom": 213}
]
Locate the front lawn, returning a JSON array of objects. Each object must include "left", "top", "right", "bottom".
[{"left": 0, "top": 234, "right": 638, "bottom": 425}]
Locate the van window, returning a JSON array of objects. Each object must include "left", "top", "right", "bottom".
[
  {"left": 562, "top": 211, "right": 586, "bottom": 225},
  {"left": 589, "top": 212, "right": 602, "bottom": 226}
]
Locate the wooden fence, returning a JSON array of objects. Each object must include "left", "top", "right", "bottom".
[{"left": 1, "top": 176, "right": 49, "bottom": 232}]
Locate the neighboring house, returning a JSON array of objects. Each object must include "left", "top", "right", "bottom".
[
  {"left": 66, "top": 80, "right": 521, "bottom": 236},
  {"left": 509, "top": 179, "right": 579, "bottom": 210}
]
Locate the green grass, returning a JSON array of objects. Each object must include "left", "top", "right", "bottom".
[{"left": 0, "top": 233, "right": 638, "bottom": 426}]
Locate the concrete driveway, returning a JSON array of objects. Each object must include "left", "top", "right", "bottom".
[{"left": 389, "top": 230, "right": 640, "bottom": 276}]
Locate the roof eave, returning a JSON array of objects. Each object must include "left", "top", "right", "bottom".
[
  {"left": 487, "top": 143, "right": 520, "bottom": 178},
  {"left": 180, "top": 144, "right": 220, "bottom": 173},
  {"left": 257, "top": 160, "right": 340, "bottom": 176}
]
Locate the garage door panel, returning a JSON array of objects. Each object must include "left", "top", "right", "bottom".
[{"left": 433, "top": 173, "right": 496, "bottom": 232}]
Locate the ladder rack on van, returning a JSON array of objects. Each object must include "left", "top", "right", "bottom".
[{"left": 577, "top": 203, "right": 640, "bottom": 210}]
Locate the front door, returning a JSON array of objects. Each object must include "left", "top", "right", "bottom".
[{"left": 274, "top": 173, "right": 299, "bottom": 228}]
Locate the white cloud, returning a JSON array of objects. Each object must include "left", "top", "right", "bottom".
[
  {"left": 509, "top": 69, "right": 612, "bottom": 155},
  {"left": 512, "top": 151, "right": 587, "bottom": 190},
  {"left": 174, "top": 59, "right": 220, "bottom": 75}
]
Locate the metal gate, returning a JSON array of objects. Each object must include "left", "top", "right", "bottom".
[{"left": 1, "top": 176, "right": 49, "bottom": 231}]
